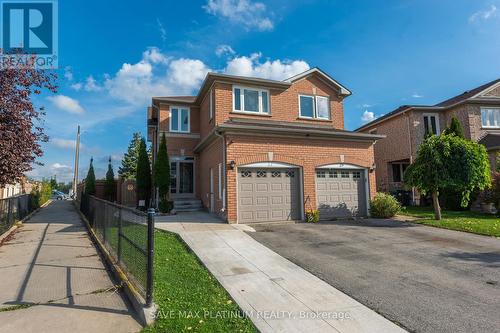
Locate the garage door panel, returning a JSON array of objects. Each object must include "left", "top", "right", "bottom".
[
  {"left": 238, "top": 168, "right": 301, "bottom": 223},
  {"left": 316, "top": 169, "right": 366, "bottom": 219}
]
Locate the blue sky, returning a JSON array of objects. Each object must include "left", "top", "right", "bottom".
[{"left": 30, "top": 0, "right": 500, "bottom": 183}]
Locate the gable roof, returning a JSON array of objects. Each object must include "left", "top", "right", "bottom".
[
  {"left": 355, "top": 78, "right": 500, "bottom": 132},
  {"left": 152, "top": 67, "right": 352, "bottom": 106},
  {"left": 284, "top": 67, "right": 352, "bottom": 96}
]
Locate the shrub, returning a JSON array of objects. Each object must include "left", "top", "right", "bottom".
[
  {"left": 159, "top": 198, "right": 173, "bottom": 214},
  {"left": 491, "top": 172, "right": 500, "bottom": 208},
  {"left": 370, "top": 193, "right": 401, "bottom": 218},
  {"left": 305, "top": 209, "right": 320, "bottom": 223}
]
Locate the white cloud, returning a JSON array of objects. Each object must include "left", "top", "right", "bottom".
[
  {"left": 70, "top": 83, "right": 82, "bottom": 91},
  {"left": 47, "top": 95, "right": 85, "bottom": 114},
  {"left": 361, "top": 110, "right": 376, "bottom": 123},
  {"left": 203, "top": 0, "right": 274, "bottom": 31},
  {"left": 52, "top": 163, "right": 70, "bottom": 169},
  {"left": 64, "top": 66, "right": 74, "bottom": 81},
  {"left": 215, "top": 44, "right": 236, "bottom": 57},
  {"left": 361, "top": 103, "right": 373, "bottom": 108},
  {"left": 168, "top": 58, "right": 211, "bottom": 91},
  {"left": 225, "top": 53, "right": 310, "bottom": 80},
  {"left": 84, "top": 75, "right": 102, "bottom": 91},
  {"left": 411, "top": 93, "right": 423, "bottom": 98},
  {"left": 469, "top": 4, "right": 497, "bottom": 22},
  {"left": 143, "top": 47, "right": 168, "bottom": 64},
  {"left": 51, "top": 138, "right": 83, "bottom": 150},
  {"left": 156, "top": 18, "right": 167, "bottom": 42}
]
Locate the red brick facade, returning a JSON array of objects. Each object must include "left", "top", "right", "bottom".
[{"left": 148, "top": 69, "right": 380, "bottom": 223}]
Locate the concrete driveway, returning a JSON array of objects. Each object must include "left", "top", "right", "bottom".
[{"left": 249, "top": 219, "right": 500, "bottom": 333}]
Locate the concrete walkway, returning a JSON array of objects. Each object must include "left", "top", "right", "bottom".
[
  {"left": 156, "top": 218, "right": 406, "bottom": 333},
  {"left": 0, "top": 201, "right": 141, "bottom": 333}
]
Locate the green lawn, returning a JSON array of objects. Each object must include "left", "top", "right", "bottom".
[
  {"left": 400, "top": 206, "right": 500, "bottom": 237},
  {"left": 142, "top": 229, "right": 256, "bottom": 333}
]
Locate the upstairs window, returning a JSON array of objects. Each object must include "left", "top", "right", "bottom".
[
  {"left": 299, "top": 95, "right": 330, "bottom": 120},
  {"left": 481, "top": 107, "right": 500, "bottom": 128},
  {"left": 233, "top": 86, "right": 270, "bottom": 114},
  {"left": 423, "top": 113, "right": 440, "bottom": 136},
  {"left": 170, "top": 107, "right": 190, "bottom": 133}
]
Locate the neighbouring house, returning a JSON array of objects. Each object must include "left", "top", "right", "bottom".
[
  {"left": 356, "top": 78, "right": 500, "bottom": 203},
  {"left": 147, "top": 68, "right": 384, "bottom": 223}
]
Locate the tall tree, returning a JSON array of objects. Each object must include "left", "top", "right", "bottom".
[
  {"left": 118, "top": 132, "right": 141, "bottom": 179},
  {"left": 85, "top": 158, "right": 96, "bottom": 195},
  {"left": 154, "top": 134, "right": 171, "bottom": 212},
  {"left": 0, "top": 56, "right": 57, "bottom": 186},
  {"left": 405, "top": 134, "right": 491, "bottom": 220},
  {"left": 136, "top": 138, "right": 152, "bottom": 208},
  {"left": 104, "top": 157, "right": 116, "bottom": 201},
  {"left": 50, "top": 176, "right": 58, "bottom": 190},
  {"left": 443, "top": 116, "right": 465, "bottom": 138}
]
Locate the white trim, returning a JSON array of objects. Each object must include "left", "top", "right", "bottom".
[
  {"left": 298, "top": 94, "right": 315, "bottom": 119},
  {"left": 471, "top": 81, "right": 500, "bottom": 99},
  {"left": 284, "top": 68, "right": 352, "bottom": 95},
  {"left": 480, "top": 107, "right": 500, "bottom": 128},
  {"left": 298, "top": 94, "right": 330, "bottom": 120},
  {"left": 232, "top": 85, "right": 270, "bottom": 114},
  {"left": 316, "top": 163, "right": 365, "bottom": 169},
  {"left": 239, "top": 161, "right": 299, "bottom": 168},
  {"left": 422, "top": 113, "right": 440, "bottom": 135},
  {"left": 364, "top": 169, "right": 370, "bottom": 217},
  {"left": 169, "top": 106, "right": 191, "bottom": 133},
  {"left": 316, "top": 95, "right": 330, "bottom": 120}
]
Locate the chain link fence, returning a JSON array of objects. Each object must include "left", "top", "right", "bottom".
[
  {"left": 79, "top": 193, "right": 154, "bottom": 305},
  {"left": 0, "top": 194, "right": 34, "bottom": 235}
]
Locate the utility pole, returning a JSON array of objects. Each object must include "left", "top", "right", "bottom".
[{"left": 72, "top": 125, "right": 80, "bottom": 198}]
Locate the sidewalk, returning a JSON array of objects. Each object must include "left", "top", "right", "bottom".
[
  {"left": 157, "top": 219, "right": 406, "bottom": 333},
  {"left": 0, "top": 201, "right": 141, "bottom": 333}
]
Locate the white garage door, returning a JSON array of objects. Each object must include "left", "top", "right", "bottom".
[
  {"left": 316, "top": 169, "right": 367, "bottom": 219},
  {"left": 238, "top": 168, "right": 301, "bottom": 223}
]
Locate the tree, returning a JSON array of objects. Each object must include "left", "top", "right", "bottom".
[
  {"left": 118, "top": 132, "right": 141, "bottom": 179},
  {"left": 0, "top": 56, "right": 57, "bottom": 186},
  {"left": 405, "top": 134, "right": 491, "bottom": 220},
  {"left": 443, "top": 116, "right": 465, "bottom": 138},
  {"left": 85, "top": 158, "right": 96, "bottom": 195},
  {"left": 136, "top": 138, "right": 152, "bottom": 208},
  {"left": 154, "top": 133, "right": 171, "bottom": 212},
  {"left": 50, "top": 176, "right": 58, "bottom": 190},
  {"left": 104, "top": 157, "right": 116, "bottom": 201}
]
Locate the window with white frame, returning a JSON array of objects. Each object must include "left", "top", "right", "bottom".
[
  {"left": 218, "top": 163, "right": 222, "bottom": 199},
  {"left": 170, "top": 107, "right": 190, "bottom": 133},
  {"left": 423, "top": 113, "right": 440, "bottom": 136},
  {"left": 299, "top": 95, "right": 330, "bottom": 120},
  {"left": 481, "top": 107, "right": 500, "bottom": 128},
  {"left": 233, "top": 86, "right": 269, "bottom": 114}
]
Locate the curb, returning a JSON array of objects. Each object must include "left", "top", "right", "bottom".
[
  {"left": 0, "top": 199, "right": 53, "bottom": 245},
  {"left": 72, "top": 201, "right": 157, "bottom": 326}
]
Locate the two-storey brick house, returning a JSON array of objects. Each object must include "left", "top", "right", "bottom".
[
  {"left": 356, "top": 79, "right": 500, "bottom": 203},
  {"left": 148, "top": 68, "right": 383, "bottom": 223}
]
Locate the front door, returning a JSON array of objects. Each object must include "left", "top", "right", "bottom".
[
  {"left": 170, "top": 160, "right": 194, "bottom": 198},
  {"left": 209, "top": 168, "right": 214, "bottom": 212}
]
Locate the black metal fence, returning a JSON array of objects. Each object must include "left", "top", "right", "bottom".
[
  {"left": 79, "top": 194, "right": 155, "bottom": 305},
  {"left": 0, "top": 194, "right": 34, "bottom": 235}
]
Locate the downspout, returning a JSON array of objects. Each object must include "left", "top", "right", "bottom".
[
  {"left": 214, "top": 129, "right": 227, "bottom": 214},
  {"left": 405, "top": 111, "right": 415, "bottom": 205}
]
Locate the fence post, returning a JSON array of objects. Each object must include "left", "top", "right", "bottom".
[
  {"left": 117, "top": 208, "right": 122, "bottom": 263},
  {"left": 146, "top": 208, "right": 155, "bottom": 307},
  {"left": 7, "top": 198, "right": 13, "bottom": 226}
]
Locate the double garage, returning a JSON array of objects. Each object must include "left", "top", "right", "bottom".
[{"left": 237, "top": 163, "right": 369, "bottom": 223}]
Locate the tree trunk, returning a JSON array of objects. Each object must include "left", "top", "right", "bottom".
[{"left": 432, "top": 191, "right": 442, "bottom": 220}]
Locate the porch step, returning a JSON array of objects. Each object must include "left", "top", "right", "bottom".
[{"left": 173, "top": 199, "right": 204, "bottom": 212}]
